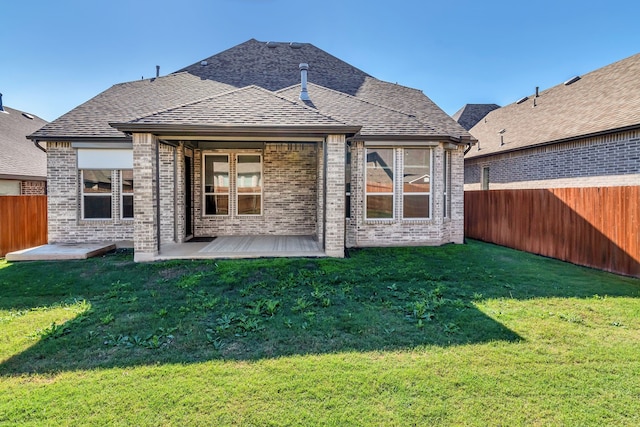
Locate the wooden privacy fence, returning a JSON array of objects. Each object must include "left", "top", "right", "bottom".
[
  {"left": 0, "top": 196, "right": 48, "bottom": 257},
  {"left": 465, "top": 187, "right": 640, "bottom": 277}
]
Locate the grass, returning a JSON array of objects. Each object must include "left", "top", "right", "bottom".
[{"left": 0, "top": 239, "right": 638, "bottom": 425}]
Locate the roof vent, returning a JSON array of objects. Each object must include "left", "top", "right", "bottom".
[
  {"left": 564, "top": 75, "right": 581, "bottom": 85},
  {"left": 200, "top": 60, "right": 208, "bottom": 66},
  {"left": 156, "top": 65, "right": 160, "bottom": 78},
  {"left": 516, "top": 96, "right": 528, "bottom": 104},
  {"left": 22, "top": 112, "right": 34, "bottom": 120},
  {"left": 266, "top": 41, "right": 279, "bottom": 48},
  {"left": 299, "top": 63, "right": 310, "bottom": 101},
  {"left": 290, "top": 42, "right": 303, "bottom": 49},
  {"left": 0, "top": 92, "right": 3, "bottom": 112}
]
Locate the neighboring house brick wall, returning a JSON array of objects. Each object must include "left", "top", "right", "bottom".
[
  {"left": 346, "top": 142, "right": 464, "bottom": 247},
  {"left": 193, "top": 143, "right": 318, "bottom": 237},
  {"left": 21, "top": 180, "right": 46, "bottom": 195},
  {"left": 47, "top": 142, "right": 133, "bottom": 244},
  {"left": 465, "top": 130, "right": 640, "bottom": 190}
]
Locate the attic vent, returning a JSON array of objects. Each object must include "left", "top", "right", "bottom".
[
  {"left": 564, "top": 76, "right": 581, "bottom": 85},
  {"left": 516, "top": 96, "right": 529, "bottom": 104},
  {"left": 289, "top": 42, "right": 303, "bottom": 49},
  {"left": 200, "top": 60, "right": 208, "bottom": 66},
  {"left": 22, "top": 112, "right": 34, "bottom": 120},
  {"left": 266, "top": 41, "right": 279, "bottom": 48}
]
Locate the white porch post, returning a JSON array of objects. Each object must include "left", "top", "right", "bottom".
[
  {"left": 324, "top": 134, "right": 346, "bottom": 257},
  {"left": 133, "top": 133, "right": 159, "bottom": 261}
]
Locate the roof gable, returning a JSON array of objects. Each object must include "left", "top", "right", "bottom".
[
  {"left": 452, "top": 104, "right": 500, "bottom": 131},
  {"left": 467, "top": 52, "right": 640, "bottom": 158},
  {"left": 125, "top": 85, "right": 348, "bottom": 128}
]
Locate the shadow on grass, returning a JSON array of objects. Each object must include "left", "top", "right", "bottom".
[{"left": 1, "top": 241, "right": 638, "bottom": 375}]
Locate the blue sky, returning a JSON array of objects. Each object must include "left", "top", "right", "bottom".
[{"left": 2, "top": 0, "right": 639, "bottom": 122}]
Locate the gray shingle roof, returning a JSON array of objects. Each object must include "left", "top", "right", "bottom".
[
  {"left": 177, "top": 38, "right": 371, "bottom": 95},
  {"left": 30, "top": 73, "right": 236, "bottom": 139},
  {"left": 452, "top": 104, "right": 500, "bottom": 131},
  {"left": 278, "top": 83, "right": 440, "bottom": 137},
  {"left": 128, "top": 85, "right": 347, "bottom": 127},
  {"left": 467, "top": 52, "right": 640, "bottom": 159},
  {"left": 30, "top": 38, "right": 472, "bottom": 142},
  {"left": 0, "top": 106, "right": 47, "bottom": 179}
]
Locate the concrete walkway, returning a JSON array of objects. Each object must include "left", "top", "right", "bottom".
[{"left": 5, "top": 243, "right": 117, "bottom": 261}]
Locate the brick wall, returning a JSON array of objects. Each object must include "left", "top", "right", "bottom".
[
  {"left": 47, "top": 142, "right": 133, "bottom": 244},
  {"left": 465, "top": 130, "right": 640, "bottom": 190},
  {"left": 346, "top": 142, "right": 465, "bottom": 247},
  {"left": 193, "top": 143, "right": 318, "bottom": 237},
  {"left": 159, "top": 143, "right": 176, "bottom": 243},
  {"left": 21, "top": 180, "right": 46, "bottom": 195}
]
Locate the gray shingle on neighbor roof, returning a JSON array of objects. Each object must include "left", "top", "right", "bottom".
[
  {"left": 467, "top": 52, "right": 640, "bottom": 159},
  {"left": 452, "top": 104, "right": 500, "bottom": 131},
  {"left": 278, "top": 83, "right": 440, "bottom": 137},
  {"left": 31, "top": 38, "right": 472, "bottom": 142},
  {"left": 0, "top": 106, "right": 47, "bottom": 179},
  {"left": 177, "top": 38, "right": 371, "bottom": 95},
  {"left": 129, "top": 85, "right": 348, "bottom": 127}
]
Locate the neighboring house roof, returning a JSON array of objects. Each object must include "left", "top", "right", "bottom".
[
  {"left": 452, "top": 104, "right": 500, "bottom": 131},
  {"left": 30, "top": 38, "right": 471, "bottom": 143},
  {"left": 0, "top": 106, "right": 48, "bottom": 180},
  {"left": 466, "top": 52, "right": 640, "bottom": 159}
]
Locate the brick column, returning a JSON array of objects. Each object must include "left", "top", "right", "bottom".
[
  {"left": 133, "top": 133, "right": 159, "bottom": 261},
  {"left": 324, "top": 134, "right": 346, "bottom": 257}
]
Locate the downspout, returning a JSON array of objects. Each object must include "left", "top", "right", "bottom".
[
  {"left": 156, "top": 138, "right": 161, "bottom": 253},
  {"left": 33, "top": 139, "right": 46, "bottom": 153},
  {"left": 322, "top": 138, "right": 327, "bottom": 252}
]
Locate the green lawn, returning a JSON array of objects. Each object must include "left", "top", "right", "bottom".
[{"left": 1, "top": 240, "right": 638, "bottom": 426}]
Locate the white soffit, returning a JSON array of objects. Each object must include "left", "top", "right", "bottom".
[{"left": 77, "top": 149, "right": 133, "bottom": 169}]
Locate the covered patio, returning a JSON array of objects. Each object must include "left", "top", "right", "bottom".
[{"left": 156, "top": 235, "right": 325, "bottom": 260}]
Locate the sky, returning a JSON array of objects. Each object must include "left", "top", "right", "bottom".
[{"left": 2, "top": 0, "right": 639, "bottom": 122}]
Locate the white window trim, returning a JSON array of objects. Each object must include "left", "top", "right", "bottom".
[
  {"left": 80, "top": 169, "right": 113, "bottom": 220},
  {"left": 120, "top": 170, "right": 134, "bottom": 220},
  {"left": 235, "top": 153, "right": 263, "bottom": 217},
  {"left": 402, "top": 148, "right": 432, "bottom": 220},
  {"left": 364, "top": 147, "right": 395, "bottom": 221},
  {"left": 202, "top": 153, "right": 230, "bottom": 217}
]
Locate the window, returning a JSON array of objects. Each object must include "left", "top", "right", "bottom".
[
  {"left": 443, "top": 150, "right": 451, "bottom": 218},
  {"left": 82, "top": 170, "right": 112, "bottom": 219},
  {"left": 236, "top": 155, "right": 262, "bottom": 215},
  {"left": 482, "top": 166, "right": 490, "bottom": 190},
  {"left": 365, "top": 148, "right": 394, "bottom": 219},
  {"left": 204, "top": 155, "right": 229, "bottom": 215},
  {"left": 121, "top": 170, "right": 134, "bottom": 219},
  {"left": 403, "top": 149, "right": 431, "bottom": 219}
]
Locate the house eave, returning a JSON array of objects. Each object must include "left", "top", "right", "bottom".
[
  {"left": 350, "top": 134, "right": 476, "bottom": 144},
  {"left": 0, "top": 173, "right": 47, "bottom": 181},
  {"left": 466, "top": 123, "right": 640, "bottom": 160},
  {"left": 109, "top": 123, "right": 362, "bottom": 138},
  {"left": 26, "top": 135, "right": 132, "bottom": 143}
]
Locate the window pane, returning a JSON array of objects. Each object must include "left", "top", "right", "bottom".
[
  {"left": 83, "top": 170, "right": 111, "bottom": 194},
  {"left": 84, "top": 196, "right": 112, "bottom": 219},
  {"left": 366, "top": 195, "right": 393, "bottom": 218},
  {"left": 238, "top": 195, "right": 261, "bottom": 215},
  {"left": 205, "top": 195, "right": 229, "bottom": 215},
  {"left": 122, "top": 195, "right": 134, "bottom": 219},
  {"left": 404, "top": 195, "right": 430, "bottom": 218},
  {"left": 205, "top": 155, "right": 229, "bottom": 193},
  {"left": 366, "top": 148, "right": 394, "bottom": 192},
  {"left": 237, "top": 155, "right": 261, "bottom": 193},
  {"left": 403, "top": 149, "right": 430, "bottom": 193},
  {"left": 122, "top": 170, "right": 133, "bottom": 194}
]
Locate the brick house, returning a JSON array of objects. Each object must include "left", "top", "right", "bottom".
[
  {"left": 28, "top": 39, "right": 473, "bottom": 261},
  {"left": 0, "top": 97, "right": 48, "bottom": 195},
  {"left": 464, "top": 53, "right": 640, "bottom": 190}
]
